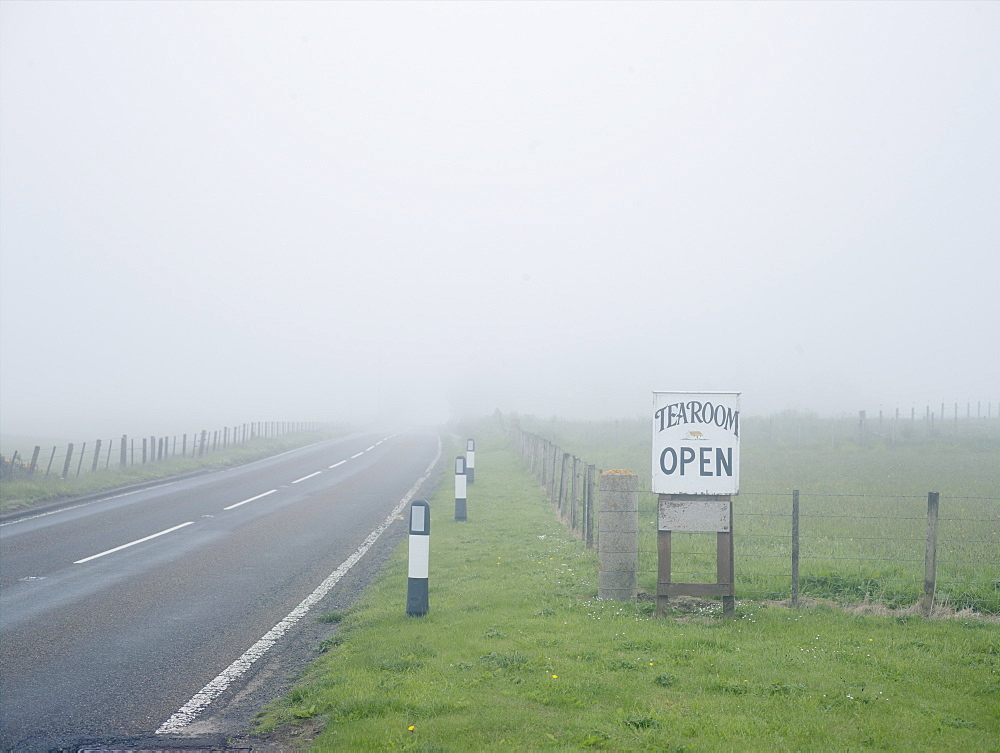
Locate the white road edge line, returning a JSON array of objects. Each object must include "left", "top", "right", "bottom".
[
  {"left": 156, "top": 435, "right": 442, "bottom": 735},
  {"left": 328, "top": 460, "right": 347, "bottom": 469},
  {"left": 74, "top": 521, "right": 196, "bottom": 564},
  {"left": 223, "top": 489, "right": 278, "bottom": 511},
  {"left": 291, "top": 471, "right": 322, "bottom": 484}
]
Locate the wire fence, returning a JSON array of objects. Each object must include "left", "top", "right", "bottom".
[
  {"left": 510, "top": 423, "right": 1000, "bottom": 615},
  {"left": 747, "top": 406, "right": 1000, "bottom": 448},
  {"left": 0, "top": 421, "right": 333, "bottom": 482}
]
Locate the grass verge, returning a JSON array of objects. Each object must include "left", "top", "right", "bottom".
[
  {"left": 253, "top": 428, "right": 999, "bottom": 750},
  {"left": 0, "top": 430, "right": 341, "bottom": 514}
]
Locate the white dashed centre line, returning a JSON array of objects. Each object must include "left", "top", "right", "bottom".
[
  {"left": 74, "top": 521, "right": 195, "bottom": 564},
  {"left": 350, "top": 452, "right": 364, "bottom": 459},
  {"left": 291, "top": 471, "right": 322, "bottom": 484},
  {"left": 223, "top": 489, "right": 278, "bottom": 510},
  {"left": 329, "top": 460, "right": 347, "bottom": 469},
  {"left": 155, "top": 436, "right": 442, "bottom": 735}
]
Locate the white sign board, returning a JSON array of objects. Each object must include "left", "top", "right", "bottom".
[
  {"left": 652, "top": 391, "right": 740, "bottom": 495},
  {"left": 659, "top": 498, "right": 731, "bottom": 532}
]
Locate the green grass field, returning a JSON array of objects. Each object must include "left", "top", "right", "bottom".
[
  {"left": 516, "top": 415, "right": 1000, "bottom": 614},
  {"left": 253, "top": 424, "right": 999, "bottom": 750}
]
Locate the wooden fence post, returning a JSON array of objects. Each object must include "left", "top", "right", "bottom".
[
  {"left": 570, "top": 456, "right": 579, "bottom": 531},
  {"left": 120, "top": 435, "right": 127, "bottom": 467},
  {"left": 557, "top": 452, "right": 569, "bottom": 512},
  {"left": 92, "top": 440, "right": 102, "bottom": 472},
  {"left": 62, "top": 443, "right": 74, "bottom": 479},
  {"left": 542, "top": 439, "right": 552, "bottom": 490},
  {"left": 76, "top": 442, "right": 86, "bottom": 477},
  {"left": 549, "top": 443, "right": 559, "bottom": 500},
  {"left": 29, "top": 446, "right": 41, "bottom": 475},
  {"left": 541, "top": 440, "right": 550, "bottom": 490},
  {"left": 585, "top": 465, "right": 596, "bottom": 549},
  {"left": 546, "top": 444, "right": 554, "bottom": 499},
  {"left": 546, "top": 440, "right": 554, "bottom": 490},
  {"left": 921, "top": 491, "right": 940, "bottom": 616},
  {"left": 791, "top": 490, "right": 800, "bottom": 607}
]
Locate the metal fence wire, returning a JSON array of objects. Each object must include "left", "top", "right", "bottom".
[{"left": 511, "top": 425, "right": 1000, "bottom": 615}]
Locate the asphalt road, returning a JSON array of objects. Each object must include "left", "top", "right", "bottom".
[{"left": 0, "top": 431, "right": 441, "bottom": 751}]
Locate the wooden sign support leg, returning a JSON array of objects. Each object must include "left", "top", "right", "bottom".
[
  {"left": 717, "top": 498, "right": 735, "bottom": 618},
  {"left": 657, "top": 494, "right": 735, "bottom": 619},
  {"left": 656, "top": 529, "right": 671, "bottom": 618}
]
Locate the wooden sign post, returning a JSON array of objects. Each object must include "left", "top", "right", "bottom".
[
  {"left": 657, "top": 494, "right": 734, "bottom": 618},
  {"left": 652, "top": 391, "right": 740, "bottom": 619}
]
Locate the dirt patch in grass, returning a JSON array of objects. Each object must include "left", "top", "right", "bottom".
[
  {"left": 228, "top": 717, "right": 325, "bottom": 752},
  {"left": 760, "top": 597, "right": 1000, "bottom": 623},
  {"left": 644, "top": 590, "right": 999, "bottom": 623}
]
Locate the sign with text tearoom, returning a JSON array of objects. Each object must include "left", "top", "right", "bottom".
[{"left": 652, "top": 391, "right": 740, "bottom": 495}]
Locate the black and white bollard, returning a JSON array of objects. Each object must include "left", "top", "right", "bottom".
[
  {"left": 466, "top": 439, "right": 475, "bottom": 483},
  {"left": 406, "top": 499, "right": 430, "bottom": 616},
  {"left": 454, "top": 455, "right": 467, "bottom": 522}
]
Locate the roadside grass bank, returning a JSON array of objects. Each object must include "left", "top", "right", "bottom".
[
  {"left": 253, "top": 430, "right": 999, "bottom": 751},
  {"left": 0, "top": 430, "right": 342, "bottom": 514}
]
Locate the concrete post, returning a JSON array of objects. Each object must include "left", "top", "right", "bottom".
[
  {"left": 598, "top": 470, "right": 639, "bottom": 601},
  {"left": 921, "top": 491, "right": 940, "bottom": 617}
]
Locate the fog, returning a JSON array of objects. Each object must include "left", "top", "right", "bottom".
[{"left": 2, "top": 2, "right": 998, "bottom": 439}]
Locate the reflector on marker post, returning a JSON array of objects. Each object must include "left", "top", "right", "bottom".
[
  {"left": 466, "top": 438, "right": 475, "bottom": 483},
  {"left": 407, "top": 499, "right": 430, "bottom": 616},
  {"left": 455, "top": 455, "right": 467, "bottom": 522}
]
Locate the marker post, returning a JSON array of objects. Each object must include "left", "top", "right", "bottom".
[
  {"left": 406, "top": 500, "right": 430, "bottom": 616},
  {"left": 466, "top": 439, "right": 476, "bottom": 483},
  {"left": 455, "top": 455, "right": 467, "bottom": 522}
]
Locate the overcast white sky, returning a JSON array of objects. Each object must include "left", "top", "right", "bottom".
[{"left": 1, "top": 1, "right": 998, "bottom": 438}]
